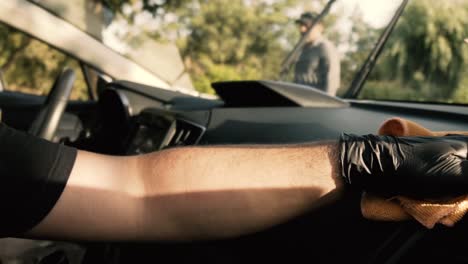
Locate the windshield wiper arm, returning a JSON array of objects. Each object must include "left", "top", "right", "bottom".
[
  {"left": 279, "top": 0, "right": 336, "bottom": 79},
  {"left": 343, "top": 0, "right": 408, "bottom": 99}
]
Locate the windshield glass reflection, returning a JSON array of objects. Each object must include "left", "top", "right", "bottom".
[{"left": 33, "top": 0, "right": 402, "bottom": 97}]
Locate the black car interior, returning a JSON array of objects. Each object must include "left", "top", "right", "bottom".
[{"left": 1, "top": 72, "right": 468, "bottom": 263}]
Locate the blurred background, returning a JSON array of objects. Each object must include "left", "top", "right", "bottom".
[{"left": 0, "top": 0, "right": 467, "bottom": 103}]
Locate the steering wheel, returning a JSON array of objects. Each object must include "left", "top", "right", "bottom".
[{"left": 29, "top": 68, "right": 76, "bottom": 141}]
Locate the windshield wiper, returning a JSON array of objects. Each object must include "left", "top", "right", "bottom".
[
  {"left": 279, "top": 0, "right": 336, "bottom": 79},
  {"left": 343, "top": 0, "right": 408, "bottom": 99}
]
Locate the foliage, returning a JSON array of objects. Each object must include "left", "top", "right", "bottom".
[
  {"left": 103, "top": 0, "right": 185, "bottom": 16},
  {"left": 180, "top": 0, "right": 298, "bottom": 93},
  {"left": 0, "top": 25, "right": 88, "bottom": 100},
  {"left": 1, "top": 0, "right": 467, "bottom": 105},
  {"left": 337, "top": 8, "right": 381, "bottom": 96},
  {"left": 114, "top": 0, "right": 337, "bottom": 94},
  {"left": 361, "top": 0, "right": 468, "bottom": 103}
]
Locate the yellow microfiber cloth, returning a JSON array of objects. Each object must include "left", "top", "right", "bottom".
[{"left": 361, "top": 117, "right": 468, "bottom": 228}]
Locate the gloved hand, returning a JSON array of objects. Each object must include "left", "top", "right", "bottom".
[{"left": 340, "top": 134, "right": 468, "bottom": 198}]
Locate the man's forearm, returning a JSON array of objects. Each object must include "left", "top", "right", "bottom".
[
  {"left": 137, "top": 141, "right": 343, "bottom": 240},
  {"left": 28, "top": 142, "right": 343, "bottom": 241}
]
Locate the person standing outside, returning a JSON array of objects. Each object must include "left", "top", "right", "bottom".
[{"left": 294, "top": 12, "right": 340, "bottom": 96}]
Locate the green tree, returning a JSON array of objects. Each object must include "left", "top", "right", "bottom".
[
  {"left": 103, "top": 0, "right": 185, "bottom": 16},
  {"left": 338, "top": 8, "right": 381, "bottom": 96},
  {"left": 180, "top": 0, "right": 297, "bottom": 93},
  {"left": 360, "top": 0, "right": 468, "bottom": 103},
  {"left": 107, "top": 0, "right": 346, "bottom": 94},
  {"left": 0, "top": 24, "right": 88, "bottom": 100}
]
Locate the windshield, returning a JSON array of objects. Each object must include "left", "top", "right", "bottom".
[
  {"left": 33, "top": 0, "right": 404, "bottom": 96},
  {"left": 359, "top": 0, "right": 468, "bottom": 104}
]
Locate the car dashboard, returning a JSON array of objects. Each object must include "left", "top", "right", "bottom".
[
  {"left": 72, "top": 81, "right": 468, "bottom": 264},
  {"left": 127, "top": 108, "right": 206, "bottom": 153},
  {"left": 71, "top": 83, "right": 212, "bottom": 156},
  {"left": 3, "top": 80, "right": 468, "bottom": 264}
]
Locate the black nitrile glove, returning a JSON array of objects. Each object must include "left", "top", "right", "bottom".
[{"left": 340, "top": 134, "right": 468, "bottom": 198}]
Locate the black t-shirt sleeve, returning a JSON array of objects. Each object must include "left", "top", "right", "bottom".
[{"left": 0, "top": 123, "right": 77, "bottom": 236}]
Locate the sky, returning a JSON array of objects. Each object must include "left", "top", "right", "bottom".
[
  {"left": 330, "top": 0, "right": 403, "bottom": 54},
  {"left": 341, "top": 0, "right": 402, "bottom": 28}
]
